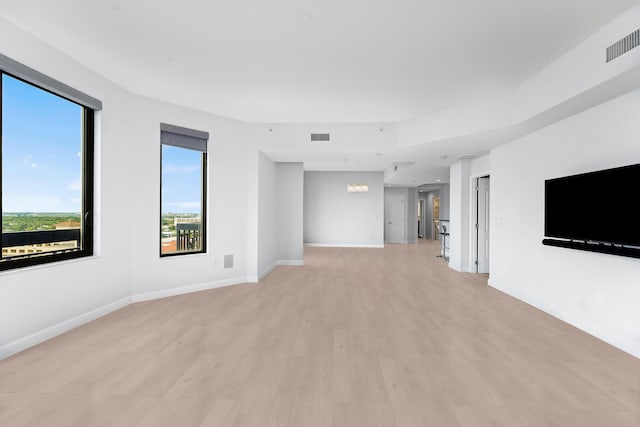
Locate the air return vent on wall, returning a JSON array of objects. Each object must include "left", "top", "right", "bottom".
[
  {"left": 310, "top": 133, "right": 330, "bottom": 142},
  {"left": 606, "top": 28, "right": 640, "bottom": 63}
]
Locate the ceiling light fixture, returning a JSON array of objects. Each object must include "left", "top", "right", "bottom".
[{"left": 347, "top": 184, "right": 368, "bottom": 193}]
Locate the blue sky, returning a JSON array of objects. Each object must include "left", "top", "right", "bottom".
[
  {"left": 2, "top": 74, "right": 82, "bottom": 213},
  {"left": 2, "top": 74, "right": 203, "bottom": 215},
  {"left": 161, "top": 145, "right": 203, "bottom": 214}
]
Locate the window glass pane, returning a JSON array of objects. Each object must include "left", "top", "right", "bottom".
[
  {"left": 1, "top": 74, "right": 85, "bottom": 262},
  {"left": 161, "top": 144, "right": 204, "bottom": 255}
]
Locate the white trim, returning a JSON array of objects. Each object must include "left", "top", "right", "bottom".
[
  {"left": 0, "top": 296, "right": 131, "bottom": 360},
  {"left": 277, "top": 259, "right": 304, "bottom": 266},
  {"left": 304, "top": 243, "right": 384, "bottom": 248},
  {"left": 0, "top": 275, "right": 254, "bottom": 360},
  {"left": 131, "top": 276, "right": 249, "bottom": 303},
  {"left": 247, "top": 261, "right": 278, "bottom": 283}
]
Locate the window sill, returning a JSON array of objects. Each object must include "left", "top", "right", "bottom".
[{"left": 0, "top": 254, "right": 101, "bottom": 277}]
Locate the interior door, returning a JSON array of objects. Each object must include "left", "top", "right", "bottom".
[
  {"left": 387, "top": 193, "right": 405, "bottom": 243},
  {"left": 417, "top": 199, "right": 424, "bottom": 238},
  {"left": 476, "top": 176, "right": 490, "bottom": 273}
]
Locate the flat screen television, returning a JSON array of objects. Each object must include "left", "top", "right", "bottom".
[{"left": 543, "top": 163, "right": 640, "bottom": 258}]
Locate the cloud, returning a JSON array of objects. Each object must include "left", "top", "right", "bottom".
[
  {"left": 163, "top": 164, "right": 200, "bottom": 174},
  {"left": 23, "top": 154, "right": 38, "bottom": 168},
  {"left": 165, "top": 201, "right": 201, "bottom": 210},
  {"left": 67, "top": 180, "right": 82, "bottom": 192}
]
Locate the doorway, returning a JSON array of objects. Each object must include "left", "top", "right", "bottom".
[
  {"left": 432, "top": 197, "right": 440, "bottom": 241},
  {"left": 387, "top": 193, "right": 405, "bottom": 243},
  {"left": 474, "top": 176, "right": 490, "bottom": 273},
  {"left": 417, "top": 199, "right": 424, "bottom": 238}
]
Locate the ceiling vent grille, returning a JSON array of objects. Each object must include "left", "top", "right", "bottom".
[
  {"left": 310, "top": 133, "right": 330, "bottom": 142},
  {"left": 606, "top": 29, "right": 640, "bottom": 63}
]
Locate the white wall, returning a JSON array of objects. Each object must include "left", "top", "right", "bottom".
[
  {"left": 0, "top": 18, "right": 255, "bottom": 358},
  {"left": 448, "top": 161, "right": 471, "bottom": 271},
  {"left": 276, "top": 163, "right": 304, "bottom": 264},
  {"left": 257, "top": 152, "right": 278, "bottom": 279},
  {"left": 407, "top": 189, "right": 418, "bottom": 243},
  {"left": 490, "top": 89, "right": 640, "bottom": 357},
  {"left": 0, "top": 19, "right": 133, "bottom": 357},
  {"left": 129, "top": 95, "right": 252, "bottom": 298},
  {"left": 304, "top": 172, "right": 384, "bottom": 247}
]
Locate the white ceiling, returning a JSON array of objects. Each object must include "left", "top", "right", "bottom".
[
  {"left": 0, "top": 0, "right": 637, "bottom": 186},
  {"left": 0, "top": 0, "right": 635, "bottom": 123}
]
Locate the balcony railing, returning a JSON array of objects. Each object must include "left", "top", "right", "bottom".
[
  {"left": 176, "top": 223, "right": 201, "bottom": 251},
  {"left": 2, "top": 229, "right": 81, "bottom": 246},
  {"left": 1, "top": 229, "right": 81, "bottom": 259}
]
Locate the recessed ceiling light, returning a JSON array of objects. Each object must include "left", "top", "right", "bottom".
[
  {"left": 386, "top": 184, "right": 391, "bottom": 187},
  {"left": 297, "top": 11, "right": 313, "bottom": 24},
  {"left": 440, "top": 155, "right": 448, "bottom": 160},
  {"left": 379, "top": 127, "right": 384, "bottom": 132},
  {"left": 376, "top": 153, "right": 382, "bottom": 156},
  {"left": 437, "top": 179, "right": 441, "bottom": 182}
]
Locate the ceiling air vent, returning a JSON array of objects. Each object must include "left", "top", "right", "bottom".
[
  {"left": 606, "top": 28, "right": 640, "bottom": 63},
  {"left": 310, "top": 133, "right": 330, "bottom": 142}
]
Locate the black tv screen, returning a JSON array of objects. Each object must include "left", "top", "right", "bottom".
[{"left": 545, "top": 163, "right": 640, "bottom": 248}]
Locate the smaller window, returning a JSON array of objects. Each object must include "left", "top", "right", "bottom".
[{"left": 160, "top": 124, "right": 208, "bottom": 256}]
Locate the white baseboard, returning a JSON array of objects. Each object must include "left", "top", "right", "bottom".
[
  {"left": 248, "top": 262, "right": 278, "bottom": 283},
  {"left": 277, "top": 259, "right": 304, "bottom": 266},
  {"left": 0, "top": 296, "right": 131, "bottom": 360},
  {"left": 247, "top": 260, "right": 303, "bottom": 283},
  {"left": 131, "top": 276, "right": 249, "bottom": 303},
  {"left": 260, "top": 262, "right": 277, "bottom": 281},
  {"left": 304, "top": 243, "right": 384, "bottom": 248},
  {"left": 0, "top": 275, "right": 254, "bottom": 360}
]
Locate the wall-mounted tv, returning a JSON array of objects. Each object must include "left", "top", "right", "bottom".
[{"left": 543, "top": 163, "right": 640, "bottom": 259}]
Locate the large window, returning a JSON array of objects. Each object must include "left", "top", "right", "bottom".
[
  {"left": 160, "top": 124, "right": 208, "bottom": 256},
  {"left": 1, "top": 54, "right": 100, "bottom": 271}
]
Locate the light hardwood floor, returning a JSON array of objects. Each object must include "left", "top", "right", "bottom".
[{"left": 1, "top": 240, "right": 638, "bottom": 426}]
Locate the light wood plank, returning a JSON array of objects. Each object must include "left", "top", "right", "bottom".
[{"left": 0, "top": 240, "right": 638, "bottom": 426}]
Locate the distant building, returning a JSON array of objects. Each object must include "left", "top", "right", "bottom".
[
  {"left": 2, "top": 241, "right": 78, "bottom": 257},
  {"left": 173, "top": 217, "right": 200, "bottom": 227},
  {"left": 55, "top": 220, "right": 81, "bottom": 229}
]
